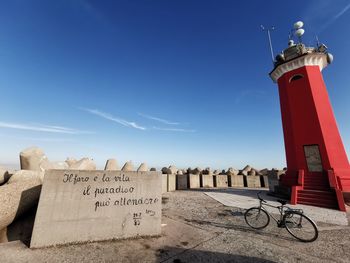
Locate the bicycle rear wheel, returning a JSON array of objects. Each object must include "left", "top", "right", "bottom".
[
  {"left": 244, "top": 207, "right": 270, "bottom": 229},
  {"left": 284, "top": 212, "right": 318, "bottom": 242}
]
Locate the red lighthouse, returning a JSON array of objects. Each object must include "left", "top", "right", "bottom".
[{"left": 270, "top": 22, "right": 350, "bottom": 211}]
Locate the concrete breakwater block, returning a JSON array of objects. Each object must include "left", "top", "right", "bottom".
[
  {"left": 262, "top": 175, "right": 269, "bottom": 188},
  {"left": 229, "top": 175, "right": 244, "bottom": 187},
  {"left": 268, "top": 178, "right": 279, "bottom": 192},
  {"left": 30, "top": 170, "right": 162, "bottom": 248},
  {"left": 245, "top": 176, "right": 261, "bottom": 188},
  {"left": 215, "top": 175, "right": 228, "bottom": 188},
  {"left": 167, "top": 174, "right": 176, "bottom": 192},
  {"left": 162, "top": 174, "right": 168, "bottom": 193},
  {"left": 201, "top": 174, "right": 214, "bottom": 188},
  {"left": 267, "top": 169, "right": 284, "bottom": 192},
  {"left": 0, "top": 170, "right": 43, "bottom": 236},
  {"left": 162, "top": 174, "right": 176, "bottom": 192},
  {"left": 188, "top": 174, "right": 200, "bottom": 188},
  {"left": 176, "top": 174, "right": 188, "bottom": 190}
]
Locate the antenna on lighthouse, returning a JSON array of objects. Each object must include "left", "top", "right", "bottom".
[
  {"left": 315, "top": 35, "right": 320, "bottom": 48},
  {"left": 261, "top": 25, "right": 275, "bottom": 65}
]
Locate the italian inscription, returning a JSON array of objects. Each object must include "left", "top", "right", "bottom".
[
  {"left": 30, "top": 170, "right": 162, "bottom": 248},
  {"left": 62, "top": 172, "right": 159, "bottom": 215}
]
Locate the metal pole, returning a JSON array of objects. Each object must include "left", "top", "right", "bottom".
[
  {"left": 315, "top": 35, "right": 320, "bottom": 48},
  {"left": 267, "top": 29, "right": 275, "bottom": 63},
  {"left": 261, "top": 25, "right": 275, "bottom": 66}
]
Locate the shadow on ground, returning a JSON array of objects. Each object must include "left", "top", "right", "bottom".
[
  {"left": 183, "top": 213, "right": 295, "bottom": 243},
  {"left": 187, "top": 188, "right": 288, "bottom": 202},
  {"left": 156, "top": 246, "right": 277, "bottom": 263}
]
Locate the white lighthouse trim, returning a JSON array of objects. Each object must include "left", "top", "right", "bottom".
[{"left": 270, "top": 53, "right": 328, "bottom": 82}]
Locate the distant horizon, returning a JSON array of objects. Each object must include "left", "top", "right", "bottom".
[{"left": 1, "top": 1, "right": 349, "bottom": 169}]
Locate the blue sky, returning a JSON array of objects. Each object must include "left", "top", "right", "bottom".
[{"left": 0, "top": 0, "right": 349, "bottom": 170}]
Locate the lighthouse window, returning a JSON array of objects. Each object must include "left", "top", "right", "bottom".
[{"left": 289, "top": 74, "right": 304, "bottom": 83}]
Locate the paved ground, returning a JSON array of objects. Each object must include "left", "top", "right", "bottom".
[{"left": 0, "top": 189, "right": 349, "bottom": 263}]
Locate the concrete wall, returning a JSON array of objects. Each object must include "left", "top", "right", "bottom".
[
  {"left": 162, "top": 174, "right": 168, "bottom": 193},
  {"left": 268, "top": 178, "right": 279, "bottom": 192},
  {"left": 167, "top": 174, "right": 176, "bottom": 192},
  {"left": 30, "top": 170, "right": 162, "bottom": 248},
  {"left": 246, "top": 176, "right": 261, "bottom": 188},
  {"left": 229, "top": 175, "right": 244, "bottom": 187},
  {"left": 188, "top": 174, "right": 200, "bottom": 189},
  {"left": 176, "top": 174, "right": 188, "bottom": 190},
  {"left": 267, "top": 170, "right": 283, "bottom": 192},
  {"left": 262, "top": 175, "right": 269, "bottom": 188},
  {"left": 215, "top": 175, "right": 228, "bottom": 188},
  {"left": 201, "top": 174, "right": 214, "bottom": 188}
]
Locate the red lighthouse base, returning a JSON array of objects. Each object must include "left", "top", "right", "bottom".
[{"left": 275, "top": 61, "right": 350, "bottom": 211}]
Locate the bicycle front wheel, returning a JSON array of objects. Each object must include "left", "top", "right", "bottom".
[
  {"left": 284, "top": 212, "right": 318, "bottom": 242},
  {"left": 244, "top": 207, "right": 270, "bottom": 229}
]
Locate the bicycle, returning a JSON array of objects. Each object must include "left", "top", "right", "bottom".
[{"left": 244, "top": 192, "right": 318, "bottom": 242}]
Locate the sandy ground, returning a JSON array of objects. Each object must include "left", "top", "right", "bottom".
[{"left": 0, "top": 189, "right": 349, "bottom": 263}]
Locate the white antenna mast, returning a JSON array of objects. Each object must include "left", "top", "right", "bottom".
[
  {"left": 261, "top": 25, "right": 275, "bottom": 65},
  {"left": 315, "top": 35, "right": 320, "bottom": 47}
]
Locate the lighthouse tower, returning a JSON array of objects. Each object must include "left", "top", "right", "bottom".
[{"left": 270, "top": 21, "right": 350, "bottom": 211}]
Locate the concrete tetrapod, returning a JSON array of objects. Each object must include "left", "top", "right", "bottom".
[
  {"left": 19, "top": 147, "right": 47, "bottom": 171},
  {"left": 51, "top": 162, "right": 69, "bottom": 169},
  {"left": 7, "top": 170, "right": 44, "bottom": 184},
  {"left": 202, "top": 167, "right": 212, "bottom": 175},
  {"left": 191, "top": 167, "right": 202, "bottom": 175},
  {"left": 65, "top": 158, "right": 77, "bottom": 167},
  {"left": 242, "top": 165, "right": 252, "bottom": 172},
  {"left": 121, "top": 161, "right": 134, "bottom": 172},
  {"left": 226, "top": 167, "right": 238, "bottom": 176},
  {"left": 0, "top": 167, "right": 12, "bottom": 185},
  {"left": 104, "top": 159, "right": 119, "bottom": 170},
  {"left": 161, "top": 167, "right": 171, "bottom": 174},
  {"left": 137, "top": 163, "right": 148, "bottom": 172},
  {"left": 248, "top": 170, "right": 256, "bottom": 176},
  {"left": 0, "top": 170, "right": 43, "bottom": 242},
  {"left": 69, "top": 158, "right": 96, "bottom": 170},
  {"left": 239, "top": 165, "right": 252, "bottom": 176},
  {"left": 168, "top": 165, "right": 178, "bottom": 175}
]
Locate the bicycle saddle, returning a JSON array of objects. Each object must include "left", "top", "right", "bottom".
[{"left": 277, "top": 199, "right": 287, "bottom": 205}]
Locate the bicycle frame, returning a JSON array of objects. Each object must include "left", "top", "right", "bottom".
[
  {"left": 257, "top": 200, "right": 290, "bottom": 226},
  {"left": 245, "top": 192, "right": 318, "bottom": 242}
]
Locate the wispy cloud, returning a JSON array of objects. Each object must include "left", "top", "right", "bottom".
[
  {"left": 0, "top": 121, "right": 92, "bottom": 134},
  {"left": 153, "top": 126, "right": 196, "bottom": 133},
  {"left": 334, "top": 3, "right": 350, "bottom": 20},
  {"left": 319, "top": 3, "right": 350, "bottom": 32},
  {"left": 138, "top": 113, "right": 180, "bottom": 125},
  {"left": 304, "top": 1, "right": 350, "bottom": 34},
  {"left": 81, "top": 108, "right": 146, "bottom": 130}
]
